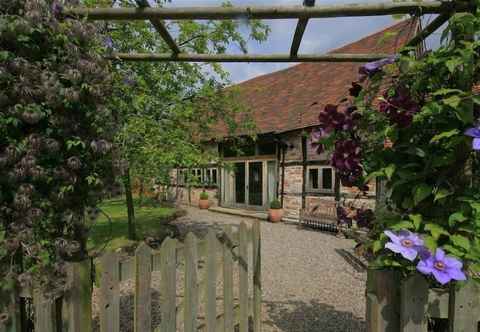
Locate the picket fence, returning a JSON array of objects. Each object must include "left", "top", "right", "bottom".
[
  {"left": 367, "top": 269, "right": 480, "bottom": 332},
  {"left": 0, "top": 221, "right": 262, "bottom": 332}
]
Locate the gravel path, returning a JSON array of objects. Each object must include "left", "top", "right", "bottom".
[{"left": 173, "top": 207, "right": 367, "bottom": 332}]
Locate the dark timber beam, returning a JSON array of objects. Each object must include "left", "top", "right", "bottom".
[
  {"left": 405, "top": 12, "right": 451, "bottom": 47},
  {"left": 135, "top": 0, "right": 180, "bottom": 54},
  {"left": 106, "top": 52, "right": 391, "bottom": 62},
  {"left": 65, "top": 1, "right": 471, "bottom": 21},
  {"left": 291, "top": 0, "right": 315, "bottom": 57},
  {"left": 291, "top": 19, "right": 309, "bottom": 56}
]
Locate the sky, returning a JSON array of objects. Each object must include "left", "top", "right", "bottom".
[{"left": 163, "top": 0, "right": 442, "bottom": 83}]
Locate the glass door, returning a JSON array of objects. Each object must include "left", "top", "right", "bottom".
[
  {"left": 234, "top": 162, "right": 246, "bottom": 205},
  {"left": 248, "top": 161, "right": 263, "bottom": 206}
]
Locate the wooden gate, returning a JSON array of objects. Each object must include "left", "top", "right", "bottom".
[{"left": 0, "top": 221, "right": 262, "bottom": 332}]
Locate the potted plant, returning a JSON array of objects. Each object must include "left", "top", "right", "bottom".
[
  {"left": 268, "top": 199, "right": 283, "bottom": 223},
  {"left": 198, "top": 191, "right": 210, "bottom": 209}
]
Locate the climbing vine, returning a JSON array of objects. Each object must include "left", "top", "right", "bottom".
[
  {"left": 0, "top": 0, "right": 116, "bottom": 295},
  {"left": 312, "top": 12, "right": 480, "bottom": 285}
]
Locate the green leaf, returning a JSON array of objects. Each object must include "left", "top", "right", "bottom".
[
  {"left": 445, "top": 58, "right": 463, "bottom": 73},
  {"left": 443, "top": 244, "right": 465, "bottom": 257},
  {"left": 425, "top": 223, "right": 449, "bottom": 240},
  {"left": 434, "top": 189, "right": 453, "bottom": 202},
  {"left": 384, "top": 164, "right": 396, "bottom": 180},
  {"left": 372, "top": 240, "right": 384, "bottom": 254},
  {"left": 433, "top": 88, "right": 464, "bottom": 96},
  {"left": 423, "top": 235, "right": 437, "bottom": 252},
  {"left": 409, "top": 214, "right": 422, "bottom": 231},
  {"left": 448, "top": 212, "right": 467, "bottom": 227},
  {"left": 413, "top": 184, "right": 432, "bottom": 205},
  {"left": 450, "top": 235, "right": 471, "bottom": 251},
  {"left": 455, "top": 105, "right": 474, "bottom": 124},
  {"left": 389, "top": 220, "right": 414, "bottom": 231},
  {"left": 443, "top": 95, "right": 461, "bottom": 108},
  {"left": 430, "top": 129, "right": 460, "bottom": 143}
]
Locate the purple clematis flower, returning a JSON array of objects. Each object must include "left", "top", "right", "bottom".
[
  {"left": 416, "top": 248, "right": 467, "bottom": 285},
  {"left": 359, "top": 55, "right": 398, "bottom": 79},
  {"left": 384, "top": 230, "right": 424, "bottom": 261},
  {"left": 465, "top": 127, "right": 480, "bottom": 150}
]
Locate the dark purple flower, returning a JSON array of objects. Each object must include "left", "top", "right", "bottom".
[
  {"left": 359, "top": 55, "right": 398, "bottom": 78},
  {"left": 384, "top": 230, "right": 424, "bottom": 261},
  {"left": 465, "top": 127, "right": 480, "bottom": 150},
  {"left": 349, "top": 82, "right": 362, "bottom": 97},
  {"left": 417, "top": 248, "right": 466, "bottom": 285}
]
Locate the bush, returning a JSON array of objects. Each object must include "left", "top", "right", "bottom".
[
  {"left": 199, "top": 191, "right": 209, "bottom": 200},
  {"left": 270, "top": 199, "right": 282, "bottom": 209}
]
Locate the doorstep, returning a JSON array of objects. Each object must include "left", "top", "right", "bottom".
[{"left": 208, "top": 206, "right": 268, "bottom": 221}]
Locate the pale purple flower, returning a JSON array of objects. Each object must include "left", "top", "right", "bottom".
[
  {"left": 51, "top": 1, "right": 63, "bottom": 17},
  {"left": 359, "top": 55, "right": 398, "bottom": 78},
  {"left": 104, "top": 36, "right": 114, "bottom": 50},
  {"left": 384, "top": 230, "right": 424, "bottom": 261},
  {"left": 416, "top": 248, "right": 466, "bottom": 285},
  {"left": 465, "top": 127, "right": 480, "bottom": 150}
]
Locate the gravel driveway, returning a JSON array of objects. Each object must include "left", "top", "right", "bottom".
[{"left": 173, "top": 207, "right": 367, "bottom": 332}]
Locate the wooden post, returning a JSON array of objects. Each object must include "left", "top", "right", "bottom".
[
  {"left": 99, "top": 252, "right": 120, "bottom": 332},
  {"left": 252, "top": 221, "right": 262, "bottom": 332},
  {"left": 160, "top": 238, "right": 177, "bottom": 332},
  {"left": 134, "top": 243, "right": 152, "bottom": 332},
  {"left": 205, "top": 229, "right": 218, "bottom": 332},
  {"left": 33, "top": 290, "right": 57, "bottom": 332},
  {"left": 366, "top": 269, "right": 400, "bottom": 332},
  {"left": 400, "top": 274, "right": 429, "bottom": 332},
  {"left": 63, "top": 260, "right": 92, "bottom": 332},
  {"left": 448, "top": 281, "right": 480, "bottom": 332},
  {"left": 0, "top": 286, "right": 21, "bottom": 332},
  {"left": 239, "top": 222, "right": 249, "bottom": 332},
  {"left": 223, "top": 226, "right": 234, "bottom": 332},
  {"left": 184, "top": 233, "right": 198, "bottom": 332}
]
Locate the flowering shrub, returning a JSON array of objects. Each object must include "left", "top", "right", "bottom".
[
  {"left": 0, "top": 0, "right": 116, "bottom": 294},
  {"left": 312, "top": 14, "right": 480, "bottom": 285}
]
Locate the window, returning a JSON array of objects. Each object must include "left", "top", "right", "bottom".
[
  {"left": 307, "top": 166, "right": 334, "bottom": 192},
  {"left": 204, "top": 168, "right": 218, "bottom": 185}
]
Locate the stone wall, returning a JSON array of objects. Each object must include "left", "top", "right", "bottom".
[{"left": 176, "top": 186, "right": 219, "bottom": 208}]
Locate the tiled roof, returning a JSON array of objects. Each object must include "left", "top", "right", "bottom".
[{"left": 213, "top": 19, "right": 417, "bottom": 138}]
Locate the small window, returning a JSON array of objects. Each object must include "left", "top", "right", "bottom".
[
  {"left": 307, "top": 166, "right": 334, "bottom": 192},
  {"left": 212, "top": 169, "right": 217, "bottom": 184},
  {"left": 257, "top": 142, "right": 276, "bottom": 155},
  {"left": 203, "top": 168, "right": 218, "bottom": 185}
]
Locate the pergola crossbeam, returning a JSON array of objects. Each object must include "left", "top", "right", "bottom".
[
  {"left": 65, "top": 1, "right": 471, "bottom": 21},
  {"left": 135, "top": 0, "right": 180, "bottom": 54},
  {"left": 107, "top": 52, "right": 391, "bottom": 63},
  {"left": 406, "top": 12, "right": 451, "bottom": 47}
]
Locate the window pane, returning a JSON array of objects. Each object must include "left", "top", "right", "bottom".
[
  {"left": 309, "top": 169, "right": 319, "bottom": 189},
  {"left": 322, "top": 168, "right": 333, "bottom": 190},
  {"left": 258, "top": 142, "right": 276, "bottom": 155}
]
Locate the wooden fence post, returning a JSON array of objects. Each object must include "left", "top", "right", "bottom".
[
  {"left": 400, "top": 274, "right": 428, "bottom": 332},
  {"left": 448, "top": 280, "right": 480, "bottom": 332},
  {"left": 252, "top": 221, "right": 262, "bottom": 332},
  {"left": 135, "top": 243, "right": 152, "bottom": 332},
  {"left": 100, "top": 252, "right": 120, "bottom": 332},
  {"left": 33, "top": 290, "right": 57, "bottom": 332},
  {"left": 239, "top": 222, "right": 249, "bottom": 332},
  {"left": 366, "top": 269, "right": 400, "bottom": 332},
  {"left": 205, "top": 229, "right": 218, "bottom": 332},
  {"left": 0, "top": 287, "right": 21, "bottom": 332},
  {"left": 160, "top": 238, "right": 177, "bottom": 332},
  {"left": 222, "top": 225, "right": 234, "bottom": 332},
  {"left": 63, "top": 260, "right": 92, "bottom": 332},
  {"left": 184, "top": 233, "right": 198, "bottom": 332}
]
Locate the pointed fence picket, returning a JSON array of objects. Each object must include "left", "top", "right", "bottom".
[{"left": 0, "top": 221, "right": 262, "bottom": 332}]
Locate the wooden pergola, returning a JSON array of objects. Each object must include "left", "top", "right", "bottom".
[{"left": 65, "top": 1, "right": 473, "bottom": 63}]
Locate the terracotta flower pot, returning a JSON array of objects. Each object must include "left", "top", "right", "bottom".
[
  {"left": 199, "top": 199, "right": 210, "bottom": 210},
  {"left": 268, "top": 208, "right": 283, "bottom": 223}
]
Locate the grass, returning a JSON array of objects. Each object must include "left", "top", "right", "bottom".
[{"left": 87, "top": 197, "right": 178, "bottom": 253}]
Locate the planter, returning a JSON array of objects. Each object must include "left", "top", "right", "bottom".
[
  {"left": 268, "top": 208, "right": 283, "bottom": 223},
  {"left": 199, "top": 199, "right": 210, "bottom": 209},
  {"left": 366, "top": 269, "right": 480, "bottom": 332}
]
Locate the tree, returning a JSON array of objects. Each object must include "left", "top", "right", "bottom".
[{"left": 89, "top": 0, "right": 268, "bottom": 240}]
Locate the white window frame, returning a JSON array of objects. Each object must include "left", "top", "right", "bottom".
[
  {"left": 203, "top": 168, "right": 218, "bottom": 185},
  {"left": 306, "top": 166, "right": 335, "bottom": 192}
]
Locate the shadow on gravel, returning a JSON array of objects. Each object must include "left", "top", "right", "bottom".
[{"left": 264, "top": 299, "right": 365, "bottom": 332}]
